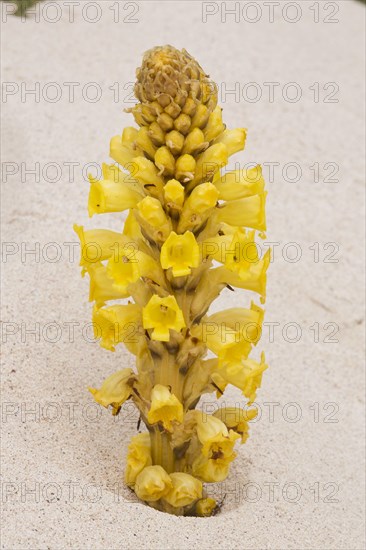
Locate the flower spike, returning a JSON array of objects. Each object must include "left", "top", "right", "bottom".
[{"left": 75, "top": 45, "right": 269, "bottom": 516}]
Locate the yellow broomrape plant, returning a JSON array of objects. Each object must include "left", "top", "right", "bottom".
[{"left": 75, "top": 45, "right": 269, "bottom": 516}]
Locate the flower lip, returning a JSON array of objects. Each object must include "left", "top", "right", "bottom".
[
  {"left": 160, "top": 231, "right": 200, "bottom": 277},
  {"left": 142, "top": 294, "right": 186, "bottom": 341}
]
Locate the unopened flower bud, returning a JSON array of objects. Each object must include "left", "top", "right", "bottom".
[{"left": 134, "top": 465, "right": 172, "bottom": 502}]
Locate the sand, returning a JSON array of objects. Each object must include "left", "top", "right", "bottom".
[{"left": 1, "top": 1, "right": 365, "bottom": 548}]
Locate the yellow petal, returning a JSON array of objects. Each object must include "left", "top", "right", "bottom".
[
  {"left": 147, "top": 384, "right": 183, "bottom": 431},
  {"left": 73, "top": 224, "right": 131, "bottom": 267},
  {"left": 191, "top": 454, "right": 231, "bottom": 483},
  {"left": 217, "top": 192, "right": 267, "bottom": 232},
  {"left": 125, "top": 433, "right": 152, "bottom": 487},
  {"left": 87, "top": 174, "right": 143, "bottom": 217},
  {"left": 93, "top": 304, "right": 141, "bottom": 351},
  {"left": 196, "top": 414, "right": 228, "bottom": 447},
  {"left": 131, "top": 156, "right": 165, "bottom": 196},
  {"left": 220, "top": 249, "right": 270, "bottom": 303},
  {"left": 218, "top": 352, "right": 268, "bottom": 403},
  {"left": 215, "top": 165, "right": 264, "bottom": 201},
  {"left": 142, "top": 294, "right": 186, "bottom": 342},
  {"left": 213, "top": 406, "right": 258, "bottom": 443},
  {"left": 137, "top": 196, "right": 169, "bottom": 227},
  {"left": 123, "top": 210, "right": 144, "bottom": 240},
  {"left": 89, "top": 368, "right": 134, "bottom": 412},
  {"left": 160, "top": 231, "right": 200, "bottom": 277},
  {"left": 110, "top": 134, "right": 141, "bottom": 167},
  {"left": 184, "top": 182, "right": 219, "bottom": 214},
  {"left": 190, "top": 143, "right": 228, "bottom": 186},
  {"left": 214, "top": 128, "right": 246, "bottom": 156},
  {"left": 197, "top": 302, "right": 264, "bottom": 355},
  {"left": 87, "top": 261, "right": 130, "bottom": 306},
  {"left": 134, "top": 465, "right": 173, "bottom": 502},
  {"left": 163, "top": 179, "right": 185, "bottom": 207},
  {"left": 163, "top": 473, "right": 202, "bottom": 507},
  {"left": 106, "top": 253, "right": 141, "bottom": 294}
]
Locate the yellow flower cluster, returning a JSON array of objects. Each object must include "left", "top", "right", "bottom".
[{"left": 75, "top": 45, "right": 269, "bottom": 517}]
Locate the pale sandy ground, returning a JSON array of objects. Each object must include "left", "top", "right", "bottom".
[{"left": 1, "top": 1, "right": 365, "bottom": 549}]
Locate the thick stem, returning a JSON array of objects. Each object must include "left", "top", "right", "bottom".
[
  {"left": 155, "top": 349, "right": 184, "bottom": 400},
  {"left": 150, "top": 428, "right": 175, "bottom": 473}
]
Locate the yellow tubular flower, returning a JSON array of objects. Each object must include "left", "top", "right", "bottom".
[
  {"left": 163, "top": 473, "right": 202, "bottom": 507},
  {"left": 160, "top": 231, "right": 200, "bottom": 277},
  {"left": 122, "top": 126, "right": 139, "bottom": 142},
  {"left": 214, "top": 128, "right": 247, "bottom": 156},
  {"left": 142, "top": 294, "right": 186, "bottom": 341},
  {"left": 214, "top": 165, "right": 265, "bottom": 201},
  {"left": 218, "top": 340, "right": 253, "bottom": 370},
  {"left": 125, "top": 433, "right": 152, "bottom": 487},
  {"left": 190, "top": 143, "right": 228, "bottom": 186},
  {"left": 177, "top": 182, "right": 219, "bottom": 233},
  {"left": 219, "top": 249, "right": 270, "bottom": 304},
  {"left": 106, "top": 253, "right": 140, "bottom": 294},
  {"left": 218, "top": 352, "right": 268, "bottom": 403},
  {"left": 93, "top": 304, "right": 141, "bottom": 351},
  {"left": 217, "top": 192, "right": 267, "bottom": 232},
  {"left": 222, "top": 230, "right": 259, "bottom": 277},
  {"left": 131, "top": 156, "right": 165, "bottom": 197},
  {"left": 88, "top": 169, "right": 144, "bottom": 217},
  {"left": 197, "top": 302, "right": 264, "bottom": 356},
  {"left": 87, "top": 262, "right": 131, "bottom": 306},
  {"left": 196, "top": 413, "right": 228, "bottom": 449},
  {"left": 89, "top": 368, "right": 134, "bottom": 414},
  {"left": 193, "top": 414, "right": 240, "bottom": 481},
  {"left": 191, "top": 452, "right": 233, "bottom": 483},
  {"left": 134, "top": 465, "right": 173, "bottom": 502},
  {"left": 147, "top": 384, "right": 183, "bottom": 431},
  {"left": 107, "top": 248, "right": 164, "bottom": 293},
  {"left": 200, "top": 232, "right": 233, "bottom": 263},
  {"left": 213, "top": 407, "right": 258, "bottom": 443},
  {"left": 192, "top": 415, "right": 239, "bottom": 482},
  {"left": 73, "top": 224, "right": 132, "bottom": 268},
  {"left": 110, "top": 130, "right": 142, "bottom": 167}
]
